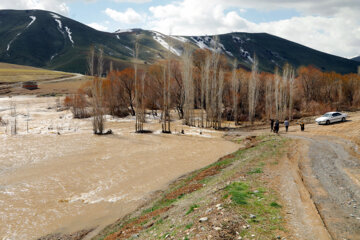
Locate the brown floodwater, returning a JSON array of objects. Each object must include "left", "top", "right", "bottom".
[{"left": 0, "top": 96, "right": 238, "bottom": 239}]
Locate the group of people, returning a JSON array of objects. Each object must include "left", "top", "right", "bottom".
[{"left": 270, "top": 119, "right": 305, "bottom": 133}]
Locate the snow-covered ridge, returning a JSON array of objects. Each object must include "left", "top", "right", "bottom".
[
  {"left": 153, "top": 32, "right": 182, "bottom": 56},
  {"left": 65, "top": 26, "right": 74, "bottom": 45}
]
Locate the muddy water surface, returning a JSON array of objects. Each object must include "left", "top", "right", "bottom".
[{"left": 0, "top": 96, "right": 238, "bottom": 239}]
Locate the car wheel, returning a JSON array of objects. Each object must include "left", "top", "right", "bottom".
[
  {"left": 326, "top": 120, "right": 330, "bottom": 125},
  {"left": 342, "top": 117, "right": 345, "bottom": 122}
]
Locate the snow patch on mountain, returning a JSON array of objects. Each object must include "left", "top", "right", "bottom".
[
  {"left": 6, "top": 16, "right": 37, "bottom": 52},
  {"left": 239, "top": 48, "right": 253, "bottom": 63},
  {"left": 50, "top": 53, "right": 58, "bottom": 61},
  {"left": 65, "top": 26, "right": 74, "bottom": 46},
  {"left": 50, "top": 13, "right": 61, "bottom": 19},
  {"left": 170, "top": 36, "right": 188, "bottom": 43},
  {"left": 190, "top": 36, "right": 223, "bottom": 53},
  {"left": 153, "top": 32, "right": 182, "bottom": 56},
  {"left": 26, "top": 16, "right": 36, "bottom": 28},
  {"left": 115, "top": 29, "right": 132, "bottom": 34},
  {"left": 232, "top": 35, "right": 245, "bottom": 44},
  {"left": 191, "top": 36, "right": 232, "bottom": 56},
  {"left": 124, "top": 46, "right": 134, "bottom": 56},
  {"left": 7, "top": 33, "right": 21, "bottom": 51},
  {"left": 55, "top": 19, "right": 62, "bottom": 30},
  {"left": 116, "top": 35, "right": 120, "bottom": 40}
]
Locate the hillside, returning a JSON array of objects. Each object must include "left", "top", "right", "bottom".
[
  {"left": 352, "top": 56, "right": 360, "bottom": 62},
  {"left": 0, "top": 9, "right": 358, "bottom": 74}
]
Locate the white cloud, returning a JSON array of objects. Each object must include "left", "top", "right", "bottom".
[
  {"left": 0, "top": 0, "right": 69, "bottom": 15},
  {"left": 146, "top": 0, "right": 360, "bottom": 58},
  {"left": 87, "top": 22, "right": 108, "bottom": 31},
  {"left": 105, "top": 7, "right": 143, "bottom": 24}
]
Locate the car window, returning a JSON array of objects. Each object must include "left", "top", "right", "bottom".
[
  {"left": 334, "top": 113, "right": 341, "bottom": 116},
  {"left": 323, "top": 114, "right": 331, "bottom": 117},
  {"left": 332, "top": 113, "right": 337, "bottom": 117}
]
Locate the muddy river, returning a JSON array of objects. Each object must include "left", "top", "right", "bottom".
[{"left": 0, "top": 96, "right": 238, "bottom": 239}]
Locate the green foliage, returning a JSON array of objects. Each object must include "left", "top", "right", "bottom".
[
  {"left": 248, "top": 168, "right": 263, "bottom": 174},
  {"left": 186, "top": 204, "right": 199, "bottom": 215},
  {"left": 185, "top": 223, "right": 193, "bottom": 229},
  {"left": 270, "top": 202, "right": 282, "bottom": 208},
  {"left": 225, "top": 182, "right": 251, "bottom": 205}
]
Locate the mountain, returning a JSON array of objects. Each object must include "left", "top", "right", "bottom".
[
  {"left": 352, "top": 56, "right": 360, "bottom": 62},
  {"left": 0, "top": 9, "right": 358, "bottom": 74}
]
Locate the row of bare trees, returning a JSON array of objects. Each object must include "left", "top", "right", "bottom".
[{"left": 66, "top": 43, "right": 360, "bottom": 135}]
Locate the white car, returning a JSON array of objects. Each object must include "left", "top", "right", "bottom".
[{"left": 315, "top": 112, "right": 347, "bottom": 125}]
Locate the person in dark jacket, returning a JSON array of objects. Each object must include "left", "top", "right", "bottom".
[
  {"left": 274, "top": 120, "right": 280, "bottom": 133},
  {"left": 270, "top": 119, "right": 274, "bottom": 132},
  {"left": 300, "top": 122, "right": 305, "bottom": 132}
]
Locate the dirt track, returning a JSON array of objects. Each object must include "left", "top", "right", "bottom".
[
  {"left": 279, "top": 113, "right": 360, "bottom": 240},
  {"left": 296, "top": 135, "right": 360, "bottom": 239}
]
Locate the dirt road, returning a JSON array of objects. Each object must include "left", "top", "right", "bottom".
[
  {"left": 281, "top": 113, "right": 360, "bottom": 240},
  {"left": 303, "top": 135, "right": 360, "bottom": 239}
]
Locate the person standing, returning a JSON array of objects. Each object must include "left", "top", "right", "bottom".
[
  {"left": 300, "top": 121, "right": 305, "bottom": 132},
  {"left": 274, "top": 120, "right": 279, "bottom": 133},
  {"left": 270, "top": 119, "right": 274, "bottom": 132},
  {"left": 284, "top": 119, "right": 289, "bottom": 132}
]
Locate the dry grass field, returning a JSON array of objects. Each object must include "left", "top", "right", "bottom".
[{"left": 0, "top": 63, "right": 74, "bottom": 83}]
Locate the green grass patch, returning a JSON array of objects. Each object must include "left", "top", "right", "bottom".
[
  {"left": 186, "top": 204, "right": 199, "bottom": 215},
  {"left": 185, "top": 223, "right": 193, "bottom": 229},
  {"left": 248, "top": 168, "right": 263, "bottom": 174},
  {"left": 270, "top": 202, "right": 282, "bottom": 208},
  {"left": 225, "top": 182, "right": 251, "bottom": 205}
]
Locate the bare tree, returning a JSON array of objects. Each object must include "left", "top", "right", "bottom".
[
  {"left": 288, "top": 65, "right": 295, "bottom": 120},
  {"left": 182, "top": 43, "right": 194, "bottom": 126},
  {"left": 91, "top": 47, "right": 105, "bottom": 135},
  {"left": 207, "top": 36, "right": 221, "bottom": 128},
  {"left": 162, "top": 38, "right": 172, "bottom": 133},
  {"left": 10, "top": 102, "right": 17, "bottom": 135},
  {"left": 231, "top": 60, "right": 240, "bottom": 125},
  {"left": 97, "top": 48, "right": 104, "bottom": 77},
  {"left": 87, "top": 46, "right": 95, "bottom": 76},
  {"left": 265, "top": 75, "right": 274, "bottom": 120},
  {"left": 134, "top": 35, "right": 142, "bottom": 132},
  {"left": 248, "top": 55, "right": 259, "bottom": 124}
]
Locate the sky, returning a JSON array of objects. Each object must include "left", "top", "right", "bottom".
[{"left": 0, "top": 0, "right": 359, "bottom": 59}]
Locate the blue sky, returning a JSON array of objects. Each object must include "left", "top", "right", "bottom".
[{"left": 0, "top": 0, "right": 359, "bottom": 58}]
